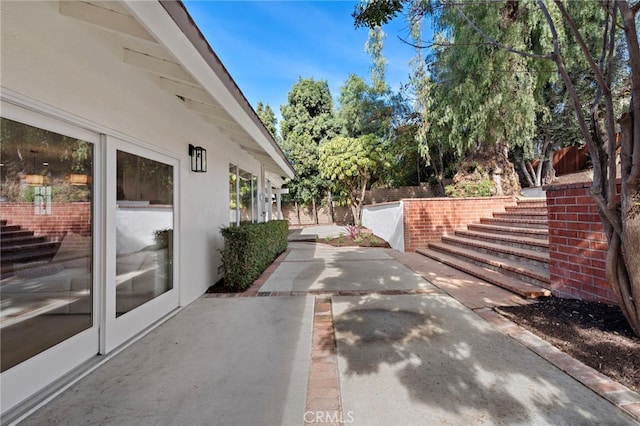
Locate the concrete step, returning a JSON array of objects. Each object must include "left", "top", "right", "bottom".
[
  {"left": 1, "top": 241, "right": 60, "bottom": 256},
  {"left": 480, "top": 217, "right": 548, "bottom": 229},
  {"left": 416, "top": 248, "right": 551, "bottom": 298},
  {"left": 441, "top": 235, "right": 549, "bottom": 269},
  {"left": 455, "top": 229, "right": 549, "bottom": 253},
  {"left": 425, "top": 242, "right": 550, "bottom": 288},
  {"left": 467, "top": 223, "right": 548, "bottom": 239}
]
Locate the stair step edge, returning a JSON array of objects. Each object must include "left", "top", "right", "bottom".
[
  {"left": 441, "top": 236, "right": 549, "bottom": 262},
  {"left": 416, "top": 249, "right": 551, "bottom": 298},
  {"left": 427, "top": 243, "right": 550, "bottom": 283},
  {"left": 455, "top": 230, "right": 549, "bottom": 248}
]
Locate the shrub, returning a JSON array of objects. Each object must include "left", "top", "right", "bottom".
[
  {"left": 344, "top": 224, "right": 359, "bottom": 239},
  {"left": 220, "top": 220, "right": 289, "bottom": 291}
]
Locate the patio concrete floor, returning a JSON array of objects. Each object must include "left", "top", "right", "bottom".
[{"left": 19, "top": 242, "right": 639, "bottom": 425}]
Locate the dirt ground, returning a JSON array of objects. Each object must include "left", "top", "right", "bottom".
[{"left": 498, "top": 298, "right": 639, "bottom": 394}]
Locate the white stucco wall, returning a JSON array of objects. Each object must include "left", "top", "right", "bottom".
[
  {"left": 0, "top": 1, "right": 263, "bottom": 305},
  {"left": 362, "top": 202, "right": 405, "bottom": 252}
]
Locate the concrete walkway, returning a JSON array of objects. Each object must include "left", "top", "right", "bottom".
[{"left": 19, "top": 242, "right": 639, "bottom": 425}]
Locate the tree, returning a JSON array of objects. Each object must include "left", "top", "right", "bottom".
[
  {"left": 337, "top": 74, "right": 391, "bottom": 139},
  {"left": 354, "top": 0, "right": 640, "bottom": 336},
  {"left": 319, "top": 134, "right": 387, "bottom": 224},
  {"left": 256, "top": 101, "right": 278, "bottom": 140},
  {"left": 280, "top": 78, "right": 340, "bottom": 224},
  {"left": 359, "top": 1, "right": 557, "bottom": 196}
]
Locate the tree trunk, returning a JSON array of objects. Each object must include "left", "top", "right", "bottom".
[
  {"left": 522, "top": 160, "right": 535, "bottom": 187},
  {"left": 327, "top": 190, "right": 334, "bottom": 224},
  {"left": 295, "top": 199, "right": 301, "bottom": 226},
  {"left": 538, "top": 0, "right": 639, "bottom": 335},
  {"left": 311, "top": 197, "right": 318, "bottom": 225},
  {"left": 543, "top": 143, "right": 556, "bottom": 185}
]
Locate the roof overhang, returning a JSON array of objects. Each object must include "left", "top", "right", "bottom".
[{"left": 60, "top": 0, "right": 294, "bottom": 180}]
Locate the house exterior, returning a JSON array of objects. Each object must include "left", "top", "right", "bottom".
[{"left": 0, "top": 0, "right": 294, "bottom": 419}]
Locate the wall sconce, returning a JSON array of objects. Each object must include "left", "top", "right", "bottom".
[{"left": 189, "top": 144, "right": 207, "bottom": 173}]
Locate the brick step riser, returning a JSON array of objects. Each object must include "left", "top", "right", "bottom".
[
  {"left": 1, "top": 247, "right": 59, "bottom": 264},
  {"left": 1, "top": 255, "right": 59, "bottom": 278},
  {"left": 516, "top": 200, "right": 546, "bottom": 207},
  {"left": 455, "top": 231, "right": 549, "bottom": 253},
  {"left": 1, "top": 225, "right": 22, "bottom": 233},
  {"left": 479, "top": 218, "right": 548, "bottom": 229},
  {"left": 417, "top": 249, "right": 550, "bottom": 298},
  {"left": 428, "top": 244, "right": 550, "bottom": 288},
  {"left": 440, "top": 238, "right": 549, "bottom": 271},
  {"left": 515, "top": 203, "right": 547, "bottom": 209},
  {"left": 0, "top": 230, "right": 35, "bottom": 239},
  {"left": 505, "top": 207, "right": 548, "bottom": 214},
  {"left": 467, "top": 224, "right": 548, "bottom": 240},
  {"left": 0, "top": 236, "right": 47, "bottom": 247},
  {"left": 493, "top": 213, "right": 549, "bottom": 221}
]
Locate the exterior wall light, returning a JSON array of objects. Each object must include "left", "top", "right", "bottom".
[{"left": 189, "top": 144, "right": 207, "bottom": 173}]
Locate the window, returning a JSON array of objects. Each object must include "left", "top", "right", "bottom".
[{"left": 228, "top": 165, "right": 259, "bottom": 224}]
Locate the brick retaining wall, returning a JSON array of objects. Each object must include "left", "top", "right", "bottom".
[
  {"left": 545, "top": 182, "right": 617, "bottom": 304},
  {"left": 402, "top": 197, "right": 517, "bottom": 252},
  {"left": 0, "top": 202, "right": 91, "bottom": 242}
]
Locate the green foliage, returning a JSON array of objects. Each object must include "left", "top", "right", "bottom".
[
  {"left": 279, "top": 78, "right": 340, "bottom": 209},
  {"left": 256, "top": 101, "right": 278, "bottom": 140},
  {"left": 220, "top": 220, "right": 289, "bottom": 291},
  {"left": 445, "top": 177, "right": 494, "bottom": 198},
  {"left": 319, "top": 134, "right": 389, "bottom": 222},
  {"left": 153, "top": 228, "right": 172, "bottom": 249},
  {"left": 337, "top": 74, "right": 391, "bottom": 138}
]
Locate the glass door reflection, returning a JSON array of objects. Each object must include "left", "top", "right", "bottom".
[{"left": 115, "top": 150, "right": 173, "bottom": 317}]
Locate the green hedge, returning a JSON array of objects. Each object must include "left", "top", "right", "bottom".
[{"left": 220, "top": 220, "right": 289, "bottom": 291}]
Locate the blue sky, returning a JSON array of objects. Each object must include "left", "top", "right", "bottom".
[{"left": 183, "top": 1, "right": 420, "bottom": 119}]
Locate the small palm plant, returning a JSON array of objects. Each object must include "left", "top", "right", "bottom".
[{"left": 344, "top": 225, "right": 358, "bottom": 239}]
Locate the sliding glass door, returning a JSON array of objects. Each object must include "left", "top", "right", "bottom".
[
  {"left": 103, "top": 139, "right": 178, "bottom": 352},
  {"left": 0, "top": 107, "right": 100, "bottom": 412}
]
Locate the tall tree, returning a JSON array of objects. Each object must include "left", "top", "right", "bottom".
[
  {"left": 354, "top": 0, "right": 640, "bottom": 335},
  {"left": 337, "top": 74, "right": 391, "bottom": 139},
  {"left": 359, "top": 0, "right": 557, "bottom": 196},
  {"left": 256, "top": 101, "right": 278, "bottom": 140},
  {"left": 280, "top": 78, "right": 340, "bottom": 223}
]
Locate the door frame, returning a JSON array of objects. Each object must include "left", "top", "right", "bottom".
[
  {"left": 102, "top": 136, "right": 180, "bottom": 353},
  {"left": 0, "top": 98, "right": 102, "bottom": 412}
]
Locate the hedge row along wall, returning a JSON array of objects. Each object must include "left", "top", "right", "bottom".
[
  {"left": 402, "top": 197, "right": 517, "bottom": 253},
  {"left": 220, "top": 220, "right": 289, "bottom": 290},
  {"left": 546, "top": 181, "right": 619, "bottom": 304}
]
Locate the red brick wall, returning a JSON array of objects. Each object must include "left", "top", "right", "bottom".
[
  {"left": 546, "top": 182, "right": 617, "bottom": 304},
  {"left": 402, "top": 197, "right": 517, "bottom": 252},
  {"left": 0, "top": 202, "right": 91, "bottom": 242}
]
